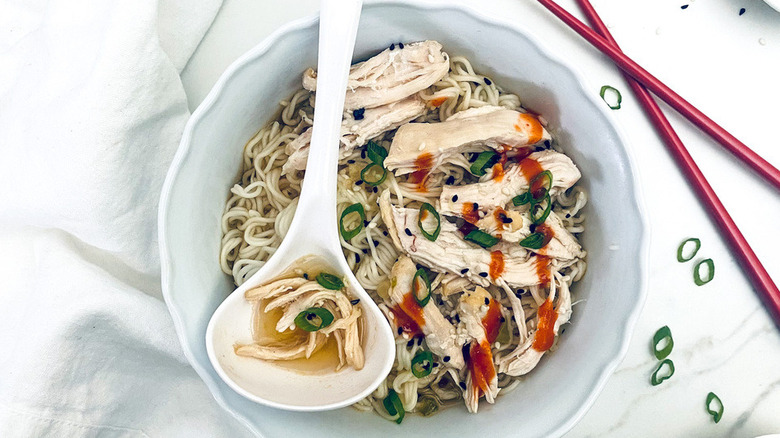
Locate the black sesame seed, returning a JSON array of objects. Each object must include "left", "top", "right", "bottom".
[
  {"left": 484, "top": 77, "right": 492, "bottom": 85},
  {"left": 372, "top": 187, "right": 378, "bottom": 193},
  {"left": 500, "top": 316, "right": 506, "bottom": 323},
  {"left": 352, "top": 108, "right": 365, "bottom": 120},
  {"left": 479, "top": 272, "right": 488, "bottom": 278},
  {"left": 498, "top": 212, "right": 512, "bottom": 224},
  {"left": 303, "top": 273, "right": 309, "bottom": 279},
  {"left": 484, "top": 297, "right": 490, "bottom": 305},
  {"left": 452, "top": 194, "right": 459, "bottom": 202},
  {"left": 355, "top": 254, "right": 361, "bottom": 263},
  {"left": 361, "top": 150, "right": 366, "bottom": 159},
  {"left": 407, "top": 339, "right": 415, "bottom": 347},
  {"left": 446, "top": 175, "right": 455, "bottom": 185},
  {"left": 443, "top": 356, "right": 451, "bottom": 362},
  {"left": 529, "top": 224, "right": 537, "bottom": 233},
  {"left": 681, "top": 4, "right": 688, "bottom": 9},
  {"left": 433, "top": 362, "right": 439, "bottom": 368},
  {"left": 454, "top": 314, "right": 460, "bottom": 323},
  {"left": 739, "top": 7, "right": 745, "bottom": 15},
  {"left": 405, "top": 228, "right": 413, "bottom": 236},
  {"left": 399, "top": 42, "right": 404, "bottom": 49},
  {"left": 544, "top": 140, "right": 551, "bottom": 148},
  {"left": 306, "top": 313, "right": 314, "bottom": 320},
  {"left": 459, "top": 382, "right": 467, "bottom": 390},
  {"left": 460, "top": 268, "right": 469, "bottom": 274},
  {"left": 373, "top": 240, "right": 379, "bottom": 246},
  {"left": 417, "top": 337, "right": 423, "bottom": 346},
  {"left": 347, "top": 159, "right": 356, "bottom": 164},
  {"left": 383, "top": 231, "right": 389, "bottom": 236},
  {"left": 362, "top": 249, "right": 368, "bottom": 254},
  {"left": 364, "top": 220, "right": 370, "bottom": 226},
  {"left": 355, "top": 180, "right": 363, "bottom": 186},
  {"left": 350, "top": 299, "right": 360, "bottom": 305},
  {"left": 390, "top": 43, "right": 395, "bottom": 50},
  {"left": 473, "top": 202, "right": 479, "bottom": 210}
]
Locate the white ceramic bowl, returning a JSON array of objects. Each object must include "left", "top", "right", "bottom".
[{"left": 159, "top": 1, "right": 649, "bottom": 436}]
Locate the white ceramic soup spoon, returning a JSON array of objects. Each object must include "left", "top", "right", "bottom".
[{"left": 205, "top": 0, "right": 395, "bottom": 411}]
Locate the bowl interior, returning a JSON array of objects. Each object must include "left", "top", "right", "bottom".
[{"left": 160, "top": 3, "right": 646, "bottom": 437}]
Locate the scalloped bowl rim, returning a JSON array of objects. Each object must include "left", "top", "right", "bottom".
[{"left": 158, "top": 1, "right": 650, "bottom": 436}]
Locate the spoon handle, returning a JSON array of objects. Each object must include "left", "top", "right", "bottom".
[{"left": 293, "top": 0, "right": 363, "bottom": 247}]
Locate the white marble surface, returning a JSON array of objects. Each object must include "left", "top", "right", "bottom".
[{"left": 180, "top": 0, "right": 780, "bottom": 436}]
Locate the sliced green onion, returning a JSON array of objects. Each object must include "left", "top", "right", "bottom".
[
  {"left": 469, "top": 151, "right": 500, "bottom": 177},
  {"left": 294, "top": 307, "right": 334, "bottom": 332},
  {"left": 316, "top": 272, "right": 344, "bottom": 290},
  {"left": 600, "top": 85, "right": 622, "bottom": 110},
  {"left": 530, "top": 192, "right": 552, "bottom": 225},
  {"left": 677, "top": 238, "right": 701, "bottom": 262},
  {"left": 464, "top": 229, "right": 499, "bottom": 248},
  {"left": 415, "top": 395, "right": 439, "bottom": 417},
  {"left": 694, "top": 258, "right": 715, "bottom": 286},
  {"left": 413, "top": 268, "right": 431, "bottom": 307},
  {"left": 650, "top": 358, "right": 675, "bottom": 386},
  {"left": 366, "top": 140, "right": 388, "bottom": 165},
  {"left": 361, "top": 162, "right": 387, "bottom": 186},
  {"left": 519, "top": 232, "right": 546, "bottom": 250},
  {"left": 512, "top": 192, "right": 532, "bottom": 206},
  {"left": 383, "top": 389, "right": 405, "bottom": 424},
  {"left": 530, "top": 170, "right": 553, "bottom": 200},
  {"left": 411, "top": 350, "right": 434, "bottom": 378},
  {"left": 339, "top": 203, "right": 365, "bottom": 240},
  {"left": 706, "top": 392, "right": 724, "bottom": 423},
  {"left": 652, "top": 325, "right": 674, "bottom": 360},
  {"left": 418, "top": 203, "right": 441, "bottom": 241}
]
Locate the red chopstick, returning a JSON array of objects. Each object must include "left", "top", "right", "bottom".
[
  {"left": 536, "top": 0, "right": 780, "bottom": 192},
  {"left": 565, "top": 0, "right": 780, "bottom": 327}
]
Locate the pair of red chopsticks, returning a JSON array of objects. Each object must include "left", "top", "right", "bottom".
[{"left": 536, "top": 0, "right": 780, "bottom": 328}]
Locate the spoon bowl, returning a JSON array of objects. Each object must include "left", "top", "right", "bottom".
[{"left": 205, "top": 0, "right": 395, "bottom": 411}]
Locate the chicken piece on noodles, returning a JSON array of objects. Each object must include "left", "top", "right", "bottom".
[
  {"left": 458, "top": 286, "right": 502, "bottom": 413},
  {"left": 302, "top": 40, "right": 449, "bottom": 110},
  {"left": 384, "top": 106, "right": 551, "bottom": 177},
  {"left": 387, "top": 256, "right": 465, "bottom": 370}
]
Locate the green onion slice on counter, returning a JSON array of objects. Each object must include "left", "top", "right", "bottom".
[
  {"left": 519, "top": 232, "right": 546, "bottom": 250},
  {"left": 650, "top": 358, "right": 675, "bottom": 386},
  {"left": 600, "top": 85, "right": 622, "bottom": 110},
  {"left": 383, "top": 389, "right": 405, "bottom": 424},
  {"left": 294, "top": 307, "right": 335, "bottom": 332},
  {"left": 530, "top": 192, "right": 552, "bottom": 225},
  {"left": 652, "top": 325, "right": 674, "bottom": 360},
  {"left": 705, "top": 392, "right": 724, "bottom": 423},
  {"left": 412, "top": 268, "right": 432, "bottom": 307},
  {"left": 512, "top": 192, "right": 532, "bottom": 206},
  {"left": 469, "top": 151, "right": 500, "bottom": 177},
  {"left": 339, "top": 203, "right": 365, "bottom": 240},
  {"left": 693, "top": 258, "right": 715, "bottom": 286},
  {"left": 464, "top": 229, "right": 499, "bottom": 248},
  {"left": 418, "top": 203, "right": 441, "bottom": 241},
  {"left": 411, "top": 350, "right": 434, "bottom": 378},
  {"left": 366, "top": 140, "right": 388, "bottom": 165},
  {"left": 677, "top": 238, "right": 701, "bottom": 262},
  {"left": 316, "top": 272, "right": 344, "bottom": 290},
  {"left": 361, "top": 162, "right": 387, "bottom": 186},
  {"left": 530, "top": 170, "right": 553, "bottom": 200}
]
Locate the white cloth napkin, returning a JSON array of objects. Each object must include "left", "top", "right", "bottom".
[{"left": 0, "top": 0, "right": 252, "bottom": 436}]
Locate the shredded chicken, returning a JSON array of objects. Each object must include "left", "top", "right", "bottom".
[
  {"left": 387, "top": 256, "right": 465, "bottom": 369},
  {"left": 439, "top": 150, "right": 581, "bottom": 217},
  {"left": 302, "top": 40, "right": 449, "bottom": 110},
  {"left": 458, "top": 287, "right": 500, "bottom": 413},
  {"left": 385, "top": 106, "right": 551, "bottom": 176},
  {"left": 236, "top": 275, "right": 364, "bottom": 371}
]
